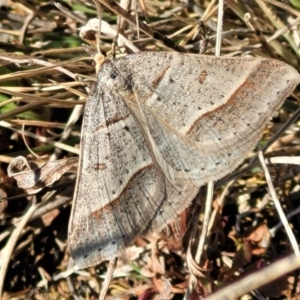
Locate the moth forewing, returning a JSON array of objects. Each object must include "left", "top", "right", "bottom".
[
  {"left": 68, "top": 58, "right": 199, "bottom": 268},
  {"left": 116, "top": 53, "right": 300, "bottom": 185}
]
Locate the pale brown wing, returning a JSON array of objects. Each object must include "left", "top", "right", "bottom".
[
  {"left": 115, "top": 53, "right": 300, "bottom": 185},
  {"left": 68, "top": 62, "right": 199, "bottom": 268}
]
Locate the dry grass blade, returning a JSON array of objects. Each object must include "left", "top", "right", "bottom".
[
  {"left": 98, "top": 257, "right": 117, "bottom": 300},
  {"left": 205, "top": 253, "right": 300, "bottom": 300},
  {"left": 258, "top": 150, "right": 299, "bottom": 256},
  {"left": 97, "top": 0, "right": 187, "bottom": 52},
  {"left": 0, "top": 199, "right": 43, "bottom": 298}
]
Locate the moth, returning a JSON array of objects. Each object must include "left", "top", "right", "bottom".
[{"left": 68, "top": 52, "right": 300, "bottom": 268}]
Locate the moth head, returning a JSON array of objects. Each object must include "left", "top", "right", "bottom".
[
  {"left": 99, "top": 63, "right": 131, "bottom": 93},
  {"left": 94, "top": 52, "right": 107, "bottom": 74}
]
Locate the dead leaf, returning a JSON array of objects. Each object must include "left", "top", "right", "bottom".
[{"left": 7, "top": 156, "right": 78, "bottom": 194}]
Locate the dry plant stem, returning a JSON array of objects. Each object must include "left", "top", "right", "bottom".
[
  {"left": 0, "top": 102, "right": 48, "bottom": 121},
  {"left": 255, "top": 0, "right": 298, "bottom": 53},
  {"left": 195, "top": 181, "right": 214, "bottom": 264},
  {"left": 262, "top": 104, "right": 300, "bottom": 152},
  {"left": 264, "top": 15, "right": 300, "bottom": 51},
  {"left": 65, "top": 261, "right": 81, "bottom": 300},
  {"left": 19, "top": 11, "right": 35, "bottom": 44},
  {"left": 201, "top": 0, "right": 217, "bottom": 24},
  {"left": 215, "top": 0, "right": 224, "bottom": 56},
  {"left": 0, "top": 81, "right": 84, "bottom": 96},
  {"left": 264, "top": 0, "right": 300, "bottom": 17},
  {"left": 0, "top": 226, "right": 28, "bottom": 252},
  {"left": 99, "top": 257, "right": 118, "bottom": 300},
  {"left": 205, "top": 253, "right": 300, "bottom": 300},
  {"left": 0, "top": 197, "right": 69, "bottom": 250},
  {"left": 0, "top": 88, "right": 85, "bottom": 107},
  {"left": 0, "top": 200, "right": 42, "bottom": 298},
  {"left": 171, "top": 24, "right": 194, "bottom": 42},
  {"left": 81, "top": 19, "right": 140, "bottom": 53},
  {"left": 0, "top": 55, "right": 75, "bottom": 80},
  {"left": 100, "top": 20, "right": 140, "bottom": 52},
  {"left": 0, "top": 155, "right": 14, "bottom": 164},
  {"left": 0, "top": 121, "right": 80, "bottom": 154},
  {"left": 105, "top": 284, "right": 152, "bottom": 299},
  {"left": 97, "top": 0, "right": 187, "bottom": 52},
  {"left": 138, "top": 0, "right": 148, "bottom": 22},
  {"left": 0, "top": 193, "right": 69, "bottom": 248},
  {"left": 17, "top": 0, "right": 58, "bottom": 23},
  {"left": 32, "top": 195, "right": 72, "bottom": 221},
  {"left": 50, "top": 104, "right": 84, "bottom": 161},
  {"left": 54, "top": 2, "right": 86, "bottom": 24},
  {"left": 227, "top": 15, "right": 300, "bottom": 56},
  {"left": 268, "top": 156, "right": 300, "bottom": 165},
  {"left": 46, "top": 80, "right": 88, "bottom": 99},
  {"left": 270, "top": 206, "right": 300, "bottom": 236},
  {"left": 117, "top": 0, "right": 131, "bottom": 47},
  {"left": 185, "top": 181, "right": 214, "bottom": 299},
  {"left": 225, "top": 105, "right": 300, "bottom": 188},
  {"left": 244, "top": 12, "right": 276, "bottom": 59},
  {"left": 52, "top": 264, "right": 81, "bottom": 281},
  {"left": 21, "top": 124, "right": 47, "bottom": 160},
  {"left": 10, "top": 119, "right": 67, "bottom": 127},
  {"left": 258, "top": 150, "right": 299, "bottom": 256},
  {"left": 207, "top": 181, "right": 234, "bottom": 243}
]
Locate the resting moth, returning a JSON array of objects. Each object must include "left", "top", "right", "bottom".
[{"left": 68, "top": 51, "right": 300, "bottom": 268}]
